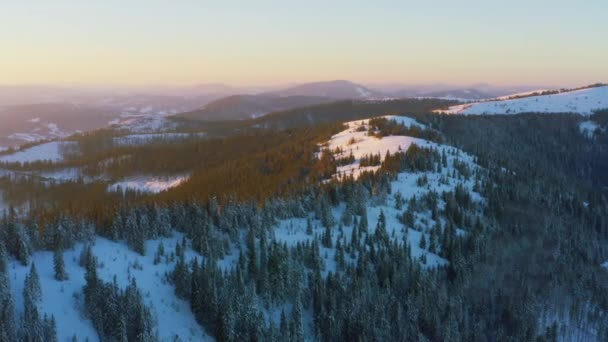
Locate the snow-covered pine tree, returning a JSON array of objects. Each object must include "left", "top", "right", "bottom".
[
  {"left": 0, "top": 242, "right": 17, "bottom": 342},
  {"left": 53, "top": 248, "right": 68, "bottom": 281},
  {"left": 25, "top": 263, "right": 41, "bottom": 302},
  {"left": 22, "top": 269, "right": 43, "bottom": 341}
]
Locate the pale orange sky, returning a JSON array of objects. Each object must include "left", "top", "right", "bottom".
[{"left": 1, "top": 1, "right": 607, "bottom": 87}]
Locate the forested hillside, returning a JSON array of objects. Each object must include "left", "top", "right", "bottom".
[{"left": 1, "top": 109, "right": 608, "bottom": 341}]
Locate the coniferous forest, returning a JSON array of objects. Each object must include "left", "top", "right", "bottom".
[{"left": 1, "top": 104, "right": 608, "bottom": 341}]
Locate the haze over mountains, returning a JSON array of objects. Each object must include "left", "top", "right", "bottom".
[
  {"left": 174, "top": 80, "right": 543, "bottom": 121},
  {"left": 0, "top": 80, "right": 591, "bottom": 149}
]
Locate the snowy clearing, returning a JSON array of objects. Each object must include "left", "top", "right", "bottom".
[
  {"left": 108, "top": 175, "right": 189, "bottom": 193},
  {"left": 324, "top": 115, "right": 462, "bottom": 180},
  {"left": 436, "top": 86, "right": 608, "bottom": 115},
  {"left": 324, "top": 115, "right": 430, "bottom": 179},
  {"left": 8, "top": 233, "right": 211, "bottom": 342}
]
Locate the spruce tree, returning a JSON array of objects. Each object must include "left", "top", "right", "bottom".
[
  {"left": 26, "top": 263, "right": 41, "bottom": 302},
  {"left": 306, "top": 217, "right": 313, "bottom": 235},
  {"left": 53, "top": 248, "right": 68, "bottom": 281}
]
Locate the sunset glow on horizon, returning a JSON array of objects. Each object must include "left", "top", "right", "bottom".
[{"left": 2, "top": 0, "right": 607, "bottom": 87}]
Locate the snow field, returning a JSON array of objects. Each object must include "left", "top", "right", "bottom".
[{"left": 0, "top": 141, "right": 75, "bottom": 164}]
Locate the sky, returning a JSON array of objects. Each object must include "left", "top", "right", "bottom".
[{"left": 1, "top": 0, "right": 607, "bottom": 87}]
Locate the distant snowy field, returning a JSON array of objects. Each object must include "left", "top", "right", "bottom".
[
  {"left": 0, "top": 141, "right": 75, "bottom": 163},
  {"left": 436, "top": 86, "right": 608, "bottom": 115},
  {"left": 9, "top": 234, "right": 211, "bottom": 342}
]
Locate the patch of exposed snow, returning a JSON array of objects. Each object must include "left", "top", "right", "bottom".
[
  {"left": 579, "top": 120, "right": 602, "bottom": 138},
  {"left": 0, "top": 141, "right": 75, "bottom": 163},
  {"left": 356, "top": 87, "right": 372, "bottom": 98},
  {"left": 108, "top": 175, "right": 189, "bottom": 193},
  {"left": 7, "top": 132, "right": 48, "bottom": 143}
]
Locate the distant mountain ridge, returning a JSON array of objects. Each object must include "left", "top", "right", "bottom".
[
  {"left": 176, "top": 94, "right": 337, "bottom": 121},
  {"left": 174, "top": 80, "right": 387, "bottom": 121},
  {"left": 270, "top": 80, "right": 385, "bottom": 99}
]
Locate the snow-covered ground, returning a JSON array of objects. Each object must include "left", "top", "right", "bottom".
[
  {"left": 0, "top": 141, "right": 75, "bottom": 163},
  {"left": 108, "top": 175, "right": 189, "bottom": 193},
  {"left": 436, "top": 86, "right": 608, "bottom": 115},
  {"left": 8, "top": 233, "right": 211, "bottom": 342}
]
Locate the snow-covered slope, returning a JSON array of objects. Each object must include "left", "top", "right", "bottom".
[
  {"left": 276, "top": 115, "right": 485, "bottom": 269},
  {"left": 436, "top": 85, "right": 608, "bottom": 115},
  {"left": 9, "top": 234, "right": 211, "bottom": 342}
]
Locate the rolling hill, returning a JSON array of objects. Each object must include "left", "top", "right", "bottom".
[
  {"left": 272, "top": 80, "right": 385, "bottom": 99},
  {"left": 174, "top": 94, "right": 337, "bottom": 121},
  {"left": 173, "top": 80, "right": 390, "bottom": 121},
  {"left": 436, "top": 84, "right": 608, "bottom": 115}
]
